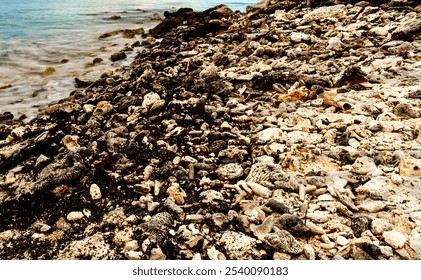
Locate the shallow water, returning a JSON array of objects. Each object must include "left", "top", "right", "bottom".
[{"left": 0, "top": 0, "right": 259, "bottom": 120}]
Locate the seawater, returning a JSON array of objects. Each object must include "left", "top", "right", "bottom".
[{"left": 0, "top": 0, "right": 259, "bottom": 119}]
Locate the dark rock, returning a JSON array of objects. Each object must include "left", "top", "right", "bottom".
[
  {"left": 110, "top": 51, "right": 127, "bottom": 62},
  {"left": 208, "top": 4, "right": 234, "bottom": 19},
  {"left": 351, "top": 216, "right": 373, "bottom": 237},
  {"left": 107, "top": 15, "right": 122, "bottom": 20},
  {"left": 74, "top": 78, "right": 94, "bottom": 88},
  {"left": 92, "top": 57, "right": 103, "bottom": 65},
  {"left": 362, "top": 242, "right": 382, "bottom": 259},
  {"left": 139, "top": 212, "right": 175, "bottom": 245},
  {"left": 0, "top": 112, "right": 14, "bottom": 122},
  {"left": 0, "top": 124, "right": 11, "bottom": 140},
  {"left": 278, "top": 214, "right": 312, "bottom": 237},
  {"left": 266, "top": 199, "right": 290, "bottom": 214}
]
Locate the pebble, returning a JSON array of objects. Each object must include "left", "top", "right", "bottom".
[
  {"left": 124, "top": 240, "right": 139, "bottom": 251},
  {"left": 303, "top": 244, "right": 316, "bottom": 260},
  {"left": 207, "top": 246, "right": 226, "bottom": 260},
  {"left": 220, "top": 231, "right": 262, "bottom": 260},
  {"left": 370, "top": 219, "right": 393, "bottom": 235},
  {"left": 409, "top": 234, "right": 421, "bottom": 257},
  {"left": 383, "top": 230, "right": 408, "bottom": 249},
  {"left": 264, "top": 231, "right": 303, "bottom": 254},
  {"left": 307, "top": 211, "right": 330, "bottom": 223},
  {"left": 166, "top": 183, "right": 187, "bottom": 205},
  {"left": 336, "top": 235, "right": 349, "bottom": 246},
  {"left": 66, "top": 211, "right": 84, "bottom": 222},
  {"left": 358, "top": 200, "right": 386, "bottom": 213},
  {"left": 89, "top": 184, "right": 102, "bottom": 200},
  {"left": 216, "top": 163, "right": 244, "bottom": 180}
]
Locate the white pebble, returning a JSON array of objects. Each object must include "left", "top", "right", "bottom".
[
  {"left": 383, "top": 230, "right": 408, "bottom": 249},
  {"left": 124, "top": 240, "right": 139, "bottom": 251},
  {"left": 358, "top": 200, "right": 386, "bottom": 213},
  {"left": 67, "top": 211, "right": 84, "bottom": 221},
  {"left": 307, "top": 211, "right": 329, "bottom": 223},
  {"left": 303, "top": 244, "right": 316, "bottom": 260},
  {"left": 125, "top": 251, "right": 143, "bottom": 260},
  {"left": 336, "top": 235, "right": 349, "bottom": 246},
  {"left": 90, "top": 184, "right": 102, "bottom": 200}
]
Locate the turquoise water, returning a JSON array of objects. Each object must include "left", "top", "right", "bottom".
[{"left": 0, "top": 0, "right": 258, "bottom": 119}]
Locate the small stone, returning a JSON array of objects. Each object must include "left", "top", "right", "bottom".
[
  {"left": 212, "top": 213, "right": 228, "bottom": 227},
  {"left": 278, "top": 214, "right": 311, "bottom": 237},
  {"left": 336, "top": 235, "right": 349, "bottom": 246},
  {"left": 200, "top": 190, "right": 224, "bottom": 204},
  {"left": 273, "top": 252, "right": 291, "bottom": 260},
  {"left": 185, "top": 236, "right": 203, "bottom": 248},
  {"left": 67, "top": 211, "right": 84, "bottom": 221},
  {"left": 199, "top": 65, "right": 220, "bottom": 81},
  {"left": 358, "top": 200, "right": 386, "bottom": 213},
  {"left": 303, "top": 244, "right": 316, "bottom": 260},
  {"left": 216, "top": 163, "right": 244, "bottom": 180},
  {"left": 352, "top": 156, "right": 378, "bottom": 175},
  {"left": 306, "top": 211, "right": 329, "bottom": 223},
  {"left": 166, "top": 183, "right": 187, "bottom": 205},
  {"left": 207, "top": 246, "right": 226, "bottom": 260},
  {"left": 317, "top": 194, "right": 335, "bottom": 202},
  {"left": 290, "top": 32, "right": 310, "bottom": 43},
  {"left": 141, "top": 92, "right": 165, "bottom": 113},
  {"left": 83, "top": 209, "right": 91, "bottom": 218},
  {"left": 379, "top": 245, "right": 394, "bottom": 258},
  {"left": 351, "top": 216, "right": 372, "bottom": 237},
  {"left": 266, "top": 199, "right": 290, "bottom": 214},
  {"left": 409, "top": 233, "right": 421, "bottom": 257},
  {"left": 185, "top": 214, "right": 205, "bottom": 223},
  {"left": 371, "top": 219, "right": 393, "bottom": 235},
  {"left": 362, "top": 242, "right": 382, "bottom": 259},
  {"left": 125, "top": 251, "right": 143, "bottom": 260},
  {"left": 305, "top": 221, "right": 325, "bottom": 235},
  {"left": 108, "top": 15, "right": 122, "bottom": 20},
  {"left": 83, "top": 104, "right": 94, "bottom": 114},
  {"left": 369, "top": 26, "right": 389, "bottom": 36},
  {"left": 90, "top": 184, "right": 102, "bottom": 200},
  {"left": 191, "top": 253, "right": 202, "bottom": 260},
  {"left": 124, "top": 240, "right": 139, "bottom": 251},
  {"left": 62, "top": 135, "right": 80, "bottom": 151},
  {"left": 399, "top": 159, "right": 421, "bottom": 177},
  {"left": 110, "top": 51, "right": 126, "bottom": 62},
  {"left": 35, "top": 154, "right": 49, "bottom": 168},
  {"left": 220, "top": 231, "right": 262, "bottom": 260},
  {"left": 94, "top": 101, "right": 113, "bottom": 115},
  {"left": 383, "top": 230, "right": 408, "bottom": 249},
  {"left": 390, "top": 173, "right": 403, "bottom": 185},
  {"left": 150, "top": 247, "right": 166, "bottom": 260},
  {"left": 0, "top": 230, "right": 17, "bottom": 241},
  {"left": 256, "top": 128, "right": 283, "bottom": 143},
  {"left": 264, "top": 231, "right": 303, "bottom": 254},
  {"left": 395, "top": 247, "right": 412, "bottom": 260},
  {"left": 57, "top": 233, "right": 114, "bottom": 259}
]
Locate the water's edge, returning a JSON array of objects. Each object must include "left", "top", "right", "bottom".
[{"left": 0, "top": 1, "right": 258, "bottom": 120}]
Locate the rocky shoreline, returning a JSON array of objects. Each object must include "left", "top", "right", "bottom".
[{"left": 0, "top": 0, "right": 420, "bottom": 260}]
